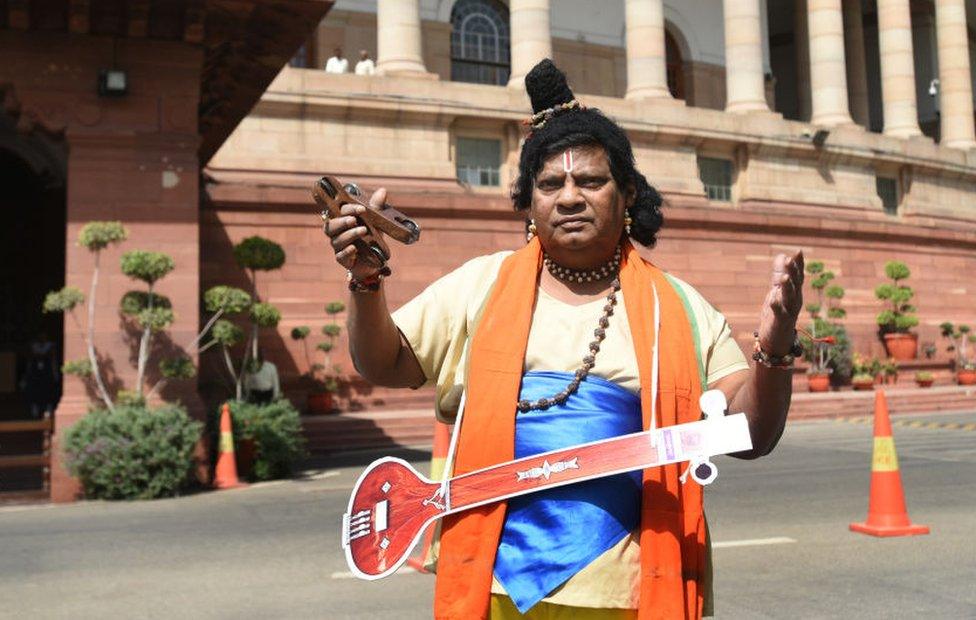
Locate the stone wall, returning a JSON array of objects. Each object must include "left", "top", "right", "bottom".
[
  {"left": 205, "top": 68, "right": 976, "bottom": 415},
  {"left": 0, "top": 30, "right": 204, "bottom": 500},
  {"left": 202, "top": 172, "right": 976, "bottom": 413}
]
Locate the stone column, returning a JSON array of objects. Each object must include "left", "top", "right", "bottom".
[
  {"left": 625, "top": 0, "right": 672, "bottom": 99},
  {"left": 808, "top": 0, "right": 853, "bottom": 125},
  {"left": 935, "top": 0, "right": 976, "bottom": 149},
  {"left": 723, "top": 0, "right": 769, "bottom": 112},
  {"left": 877, "top": 0, "right": 921, "bottom": 137},
  {"left": 376, "top": 0, "right": 429, "bottom": 76},
  {"left": 842, "top": 0, "right": 871, "bottom": 127},
  {"left": 507, "top": 0, "right": 552, "bottom": 88}
]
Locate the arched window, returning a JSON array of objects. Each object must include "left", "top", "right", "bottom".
[
  {"left": 665, "top": 30, "right": 685, "bottom": 100},
  {"left": 451, "top": 0, "right": 510, "bottom": 86}
]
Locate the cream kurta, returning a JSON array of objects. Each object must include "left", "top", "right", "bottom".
[{"left": 392, "top": 251, "right": 749, "bottom": 609}]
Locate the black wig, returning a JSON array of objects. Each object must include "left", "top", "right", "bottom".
[{"left": 511, "top": 59, "right": 664, "bottom": 247}]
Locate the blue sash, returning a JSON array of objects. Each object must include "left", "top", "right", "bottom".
[{"left": 492, "top": 370, "right": 642, "bottom": 613}]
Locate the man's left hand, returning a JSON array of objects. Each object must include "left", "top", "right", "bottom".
[{"left": 757, "top": 251, "right": 804, "bottom": 356}]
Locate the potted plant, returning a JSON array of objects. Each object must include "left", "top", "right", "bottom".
[
  {"left": 851, "top": 354, "right": 878, "bottom": 391},
  {"left": 940, "top": 322, "right": 976, "bottom": 385},
  {"left": 881, "top": 358, "right": 899, "bottom": 385},
  {"left": 297, "top": 301, "right": 347, "bottom": 415},
  {"left": 875, "top": 261, "right": 919, "bottom": 360},
  {"left": 914, "top": 371, "right": 934, "bottom": 388},
  {"left": 801, "top": 261, "right": 849, "bottom": 392}
]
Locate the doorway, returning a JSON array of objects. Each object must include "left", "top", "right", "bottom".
[{"left": 0, "top": 128, "right": 67, "bottom": 421}]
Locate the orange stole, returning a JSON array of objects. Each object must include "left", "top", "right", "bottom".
[{"left": 433, "top": 239, "right": 706, "bottom": 620}]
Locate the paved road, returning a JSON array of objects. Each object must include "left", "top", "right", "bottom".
[{"left": 1, "top": 412, "right": 975, "bottom": 619}]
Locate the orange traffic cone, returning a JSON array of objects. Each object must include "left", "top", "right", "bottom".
[
  {"left": 408, "top": 421, "right": 452, "bottom": 573},
  {"left": 849, "top": 390, "right": 929, "bottom": 537},
  {"left": 214, "top": 403, "right": 244, "bottom": 490}
]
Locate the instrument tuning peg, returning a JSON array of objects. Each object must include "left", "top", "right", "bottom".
[{"left": 699, "top": 389, "right": 728, "bottom": 421}]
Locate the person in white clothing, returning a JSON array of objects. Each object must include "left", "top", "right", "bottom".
[
  {"left": 355, "top": 50, "right": 376, "bottom": 76},
  {"left": 244, "top": 349, "right": 281, "bottom": 405},
  {"left": 325, "top": 46, "right": 349, "bottom": 74}
]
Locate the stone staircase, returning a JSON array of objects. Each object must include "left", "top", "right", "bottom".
[
  {"left": 303, "top": 384, "right": 976, "bottom": 455},
  {"left": 302, "top": 408, "right": 437, "bottom": 455},
  {"left": 0, "top": 415, "right": 53, "bottom": 503},
  {"left": 790, "top": 384, "right": 976, "bottom": 420}
]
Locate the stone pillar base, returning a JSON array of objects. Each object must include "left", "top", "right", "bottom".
[{"left": 375, "top": 68, "right": 440, "bottom": 80}]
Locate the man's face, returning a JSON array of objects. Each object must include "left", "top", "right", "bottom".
[
  {"left": 529, "top": 145, "right": 629, "bottom": 262},
  {"left": 334, "top": 47, "right": 343, "bottom": 58}
]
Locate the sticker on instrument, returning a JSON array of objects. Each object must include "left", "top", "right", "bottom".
[
  {"left": 516, "top": 457, "right": 580, "bottom": 481},
  {"left": 662, "top": 429, "right": 681, "bottom": 461},
  {"left": 681, "top": 430, "right": 704, "bottom": 453}
]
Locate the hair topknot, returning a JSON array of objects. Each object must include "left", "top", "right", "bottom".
[
  {"left": 514, "top": 60, "right": 665, "bottom": 247},
  {"left": 525, "top": 59, "right": 575, "bottom": 114}
]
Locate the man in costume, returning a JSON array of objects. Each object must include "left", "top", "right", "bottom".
[{"left": 323, "top": 59, "right": 804, "bottom": 619}]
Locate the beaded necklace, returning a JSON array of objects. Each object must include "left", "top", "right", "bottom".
[
  {"left": 542, "top": 246, "right": 621, "bottom": 283},
  {"left": 517, "top": 248, "right": 622, "bottom": 413}
]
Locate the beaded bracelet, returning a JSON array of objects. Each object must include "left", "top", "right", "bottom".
[
  {"left": 752, "top": 330, "right": 803, "bottom": 369},
  {"left": 348, "top": 271, "right": 383, "bottom": 293}
]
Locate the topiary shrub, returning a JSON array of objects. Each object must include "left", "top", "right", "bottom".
[
  {"left": 63, "top": 404, "right": 202, "bottom": 500},
  {"left": 219, "top": 400, "right": 306, "bottom": 481},
  {"left": 875, "top": 261, "right": 918, "bottom": 334},
  {"left": 233, "top": 236, "right": 286, "bottom": 272}
]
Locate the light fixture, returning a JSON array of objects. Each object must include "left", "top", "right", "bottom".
[{"left": 98, "top": 68, "right": 128, "bottom": 97}]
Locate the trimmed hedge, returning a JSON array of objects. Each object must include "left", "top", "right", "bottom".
[
  {"left": 218, "top": 400, "right": 306, "bottom": 481},
  {"left": 64, "top": 404, "right": 202, "bottom": 500}
]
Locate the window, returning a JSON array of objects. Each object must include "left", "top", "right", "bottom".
[
  {"left": 876, "top": 176, "right": 899, "bottom": 215},
  {"left": 451, "top": 0, "right": 510, "bottom": 86},
  {"left": 665, "top": 30, "right": 685, "bottom": 100},
  {"left": 697, "top": 157, "right": 733, "bottom": 202},
  {"left": 457, "top": 137, "right": 501, "bottom": 186}
]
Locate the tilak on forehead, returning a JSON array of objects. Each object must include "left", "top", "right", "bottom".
[{"left": 562, "top": 149, "right": 575, "bottom": 173}]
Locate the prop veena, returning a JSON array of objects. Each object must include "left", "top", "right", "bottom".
[
  {"left": 341, "top": 389, "right": 752, "bottom": 580},
  {"left": 313, "top": 191, "right": 756, "bottom": 580}
]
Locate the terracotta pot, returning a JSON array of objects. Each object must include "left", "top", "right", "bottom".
[
  {"left": 915, "top": 379, "right": 934, "bottom": 388},
  {"left": 957, "top": 369, "right": 976, "bottom": 386},
  {"left": 883, "top": 333, "right": 918, "bottom": 360},
  {"left": 807, "top": 373, "right": 831, "bottom": 392},
  {"left": 306, "top": 392, "right": 335, "bottom": 415},
  {"left": 852, "top": 379, "right": 876, "bottom": 391}
]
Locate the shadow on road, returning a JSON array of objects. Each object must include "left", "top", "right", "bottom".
[{"left": 300, "top": 446, "right": 433, "bottom": 471}]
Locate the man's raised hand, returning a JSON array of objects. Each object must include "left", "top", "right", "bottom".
[
  {"left": 324, "top": 187, "right": 388, "bottom": 280},
  {"left": 757, "top": 250, "right": 804, "bottom": 356}
]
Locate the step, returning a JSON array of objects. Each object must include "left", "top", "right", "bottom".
[
  {"left": 0, "top": 490, "right": 49, "bottom": 504},
  {"left": 0, "top": 419, "right": 53, "bottom": 433},
  {"left": 789, "top": 385, "right": 976, "bottom": 419},
  {"left": 302, "top": 386, "right": 976, "bottom": 454},
  {"left": 302, "top": 409, "right": 435, "bottom": 454},
  {"left": 0, "top": 454, "right": 48, "bottom": 468}
]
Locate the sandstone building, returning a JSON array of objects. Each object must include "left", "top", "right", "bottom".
[{"left": 2, "top": 0, "right": 976, "bottom": 500}]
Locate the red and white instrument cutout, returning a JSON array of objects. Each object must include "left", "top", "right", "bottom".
[{"left": 340, "top": 389, "right": 751, "bottom": 580}]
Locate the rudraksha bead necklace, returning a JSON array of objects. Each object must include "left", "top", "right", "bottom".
[
  {"left": 543, "top": 246, "right": 621, "bottom": 283},
  {"left": 517, "top": 253, "right": 622, "bottom": 413}
]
